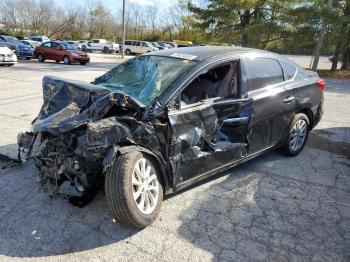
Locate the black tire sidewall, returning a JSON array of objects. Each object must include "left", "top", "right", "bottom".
[
  {"left": 105, "top": 151, "right": 163, "bottom": 228},
  {"left": 38, "top": 54, "right": 44, "bottom": 62}
]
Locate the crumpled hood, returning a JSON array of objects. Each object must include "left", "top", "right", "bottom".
[{"left": 32, "top": 76, "right": 144, "bottom": 135}]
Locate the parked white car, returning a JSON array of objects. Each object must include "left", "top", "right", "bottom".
[
  {"left": 82, "top": 39, "right": 119, "bottom": 53},
  {"left": 123, "top": 40, "right": 159, "bottom": 55},
  {"left": 29, "top": 35, "right": 50, "bottom": 43},
  {"left": 66, "top": 40, "right": 82, "bottom": 50},
  {"left": 0, "top": 42, "right": 17, "bottom": 66}
]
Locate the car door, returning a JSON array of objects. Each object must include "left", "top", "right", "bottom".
[
  {"left": 41, "top": 42, "right": 52, "bottom": 59},
  {"left": 141, "top": 42, "right": 149, "bottom": 53},
  {"left": 135, "top": 41, "right": 141, "bottom": 54},
  {"left": 241, "top": 56, "right": 294, "bottom": 154},
  {"left": 167, "top": 97, "right": 253, "bottom": 187},
  {"left": 166, "top": 60, "right": 254, "bottom": 187},
  {"left": 51, "top": 42, "right": 62, "bottom": 61}
]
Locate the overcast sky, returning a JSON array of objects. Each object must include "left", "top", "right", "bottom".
[{"left": 62, "top": 0, "right": 179, "bottom": 14}]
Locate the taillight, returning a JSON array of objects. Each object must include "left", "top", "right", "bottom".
[{"left": 316, "top": 79, "right": 325, "bottom": 92}]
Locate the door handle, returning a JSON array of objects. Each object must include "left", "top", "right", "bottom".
[
  {"left": 223, "top": 116, "right": 250, "bottom": 124},
  {"left": 283, "top": 96, "right": 295, "bottom": 103}
]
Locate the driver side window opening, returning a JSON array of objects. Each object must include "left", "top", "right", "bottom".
[{"left": 181, "top": 61, "right": 240, "bottom": 107}]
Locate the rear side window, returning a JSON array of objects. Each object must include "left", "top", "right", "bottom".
[
  {"left": 243, "top": 57, "right": 284, "bottom": 91},
  {"left": 125, "top": 41, "right": 131, "bottom": 45},
  {"left": 280, "top": 60, "right": 297, "bottom": 80},
  {"left": 42, "top": 42, "right": 51, "bottom": 48}
]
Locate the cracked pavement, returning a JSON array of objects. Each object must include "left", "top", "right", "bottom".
[{"left": 0, "top": 58, "right": 349, "bottom": 261}]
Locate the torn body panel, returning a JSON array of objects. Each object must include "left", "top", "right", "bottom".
[{"left": 167, "top": 98, "right": 253, "bottom": 186}]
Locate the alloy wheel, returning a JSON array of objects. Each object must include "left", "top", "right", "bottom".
[
  {"left": 132, "top": 158, "right": 159, "bottom": 215},
  {"left": 290, "top": 119, "right": 307, "bottom": 151},
  {"left": 63, "top": 56, "right": 70, "bottom": 64},
  {"left": 38, "top": 54, "right": 44, "bottom": 62}
]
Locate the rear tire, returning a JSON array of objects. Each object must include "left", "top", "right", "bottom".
[
  {"left": 278, "top": 113, "right": 310, "bottom": 156},
  {"left": 125, "top": 49, "right": 131, "bottom": 55},
  {"left": 80, "top": 62, "right": 87, "bottom": 65},
  {"left": 102, "top": 46, "right": 109, "bottom": 53},
  {"left": 37, "top": 53, "right": 45, "bottom": 62},
  {"left": 105, "top": 151, "right": 163, "bottom": 228}
]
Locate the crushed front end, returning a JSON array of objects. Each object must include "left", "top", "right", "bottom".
[{"left": 17, "top": 76, "right": 157, "bottom": 205}]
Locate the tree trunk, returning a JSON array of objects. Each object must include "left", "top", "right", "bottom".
[
  {"left": 311, "top": 0, "right": 333, "bottom": 71},
  {"left": 331, "top": 1, "right": 350, "bottom": 71},
  {"left": 331, "top": 43, "right": 342, "bottom": 71},
  {"left": 341, "top": 30, "right": 350, "bottom": 70},
  {"left": 240, "top": 10, "right": 251, "bottom": 47}
]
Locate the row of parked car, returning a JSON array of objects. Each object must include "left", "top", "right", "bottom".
[
  {"left": 68, "top": 39, "right": 179, "bottom": 54},
  {"left": 0, "top": 34, "right": 194, "bottom": 66},
  {"left": 0, "top": 35, "right": 91, "bottom": 66}
]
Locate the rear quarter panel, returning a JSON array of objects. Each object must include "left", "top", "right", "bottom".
[{"left": 292, "top": 70, "right": 323, "bottom": 128}]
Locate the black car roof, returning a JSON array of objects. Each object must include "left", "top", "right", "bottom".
[{"left": 147, "top": 46, "right": 269, "bottom": 61}]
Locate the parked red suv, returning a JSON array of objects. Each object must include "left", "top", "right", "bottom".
[{"left": 34, "top": 41, "right": 90, "bottom": 65}]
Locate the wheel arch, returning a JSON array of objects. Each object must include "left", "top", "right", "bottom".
[
  {"left": 103, "top": 145, "right": 172, "bottom": 193},
  {"left": 295, "top": 108, "right": 313, "bottom": 129}
]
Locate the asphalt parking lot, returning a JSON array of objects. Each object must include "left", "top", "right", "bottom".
[{"left": 0, "top": 55, "right": 349, "bottom": 261}]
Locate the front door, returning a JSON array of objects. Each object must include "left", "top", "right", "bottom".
[
  {"left": 50, "top": 42, "right": 62, "bottom": 61},
  {"left": 41, "top": 42, "right": 53, "bottom": 59},
  {"left": 167, "top": 96, "right": 253, "bottom": 187}
]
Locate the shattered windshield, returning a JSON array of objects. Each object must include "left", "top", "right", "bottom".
[{"left": 94, "top": 56, "right": 196, "bottom": 106}]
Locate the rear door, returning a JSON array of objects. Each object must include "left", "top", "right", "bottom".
[{"left": 241, "top": 57, "right": 294, "bottom": 153}]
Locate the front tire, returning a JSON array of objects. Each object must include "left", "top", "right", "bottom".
[
  {"left": 63, "top": 56, "right": 71, "bottom": 65},
  {"left": 278, "top": 113, "right": 310, "bottom": 156},
  {"left": 125, "top": 49, "right": 131, "bottom": 55},
  {"left": 105, "top": 151, "right": 163, "bottom": 228}
]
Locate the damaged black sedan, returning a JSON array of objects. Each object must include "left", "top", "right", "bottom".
[{"left": 18, "top": 47, "right": 324, "bottom": 228}]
